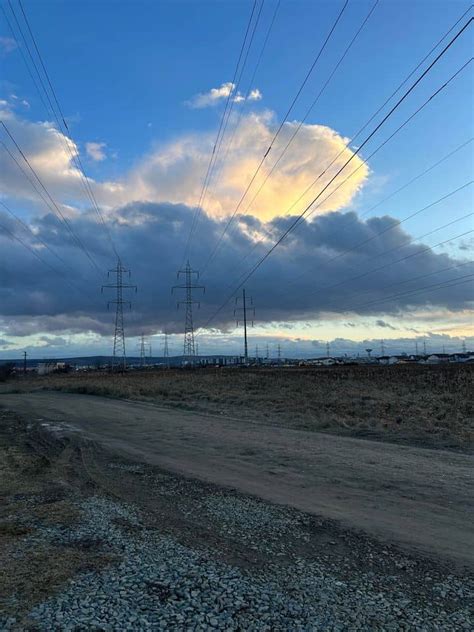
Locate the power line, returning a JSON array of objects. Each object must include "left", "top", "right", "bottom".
[
  {"left": 0, "top": 120, "right": 101, "bottom": 273},
  {"left": 0, "top": 3, "right": 50, "bottom": 113},
  {"left": 203, "top": 0, "right": 380, "bottom": 273},
  {"left": 205, "top": 0, "right": 266, "bottom": 185},
  {"left": 199, "top": 20, "right": 473, "bottom": 330},
  {"left": 0, "top": 219, "right": 95, "bottom": 300},
  {"left": 318, "top": 231, "right": 474, "bottom": 311},
  {"left": 0, "top": 198, "right": 76, "bottom": 274},
  {"left": 221, "top": 136, "right": 474, "bottom": 291},
  {"left": 281, "top": 182, "right": 473, "bottom": 304},
  {"left": 357, "top": 137, "right": 473, "bottom": 220},
  {"left": 305, "top": 213, "right": 474, "bottom": 304},
  {"left": 216, "top": 8, "right": 474, "bottom": 286},
  {"left": 200, "top": 0, "right": 351, "bottom": 274},
  {"left": 181, "top": 0, "right": 259, "bottom": 265},
  {"left": 340, "top": 273, "right": 474, "bottom": 314},
  {"left": 209, "top": 0, "right": 281, "bottom": 198},
  {"left": 7, "top": 0, "right": 119, "bottom": 260}
]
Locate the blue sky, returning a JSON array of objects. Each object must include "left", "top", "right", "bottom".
[{"left": 0, "top": 0, "right": 473, "bottom": 358}]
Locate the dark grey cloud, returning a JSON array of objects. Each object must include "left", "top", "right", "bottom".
[
  {"left": 0, "top": 202, "right": 472, "bottom": 339},
  {"left": 375, "top": 319, "right": 396, "bottom": 330}
]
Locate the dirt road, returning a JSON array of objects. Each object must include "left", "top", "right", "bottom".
[{"left": 1, "top": 391, "right": 472, "bottom": 567}]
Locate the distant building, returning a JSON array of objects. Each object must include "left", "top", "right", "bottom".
[
  {"left": 37, "top": 361, "right": 67, "bottom": 375},
  {"left": 426, "top": 353, "right": 451, "bottom": 364}
]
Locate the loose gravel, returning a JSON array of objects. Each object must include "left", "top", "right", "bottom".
[{"left": 2, "top": 492, "right": 472, "bottom": 631}]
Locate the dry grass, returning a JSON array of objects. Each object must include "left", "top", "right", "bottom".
[
  {"left": 0, "top": 412, "right": 114, "bottom": 623},
  {"left": 8, "top": 364, "right": 474, "bottom": 448}
]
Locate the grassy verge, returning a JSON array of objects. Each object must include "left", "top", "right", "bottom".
[{"left": 3, "top": 364, "right": 473, "bottom": 449}]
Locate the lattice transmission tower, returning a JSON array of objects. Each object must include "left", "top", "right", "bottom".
[
  {"left": 234, "top": 289, "right": 254, "bottom": 363},
  {"left": 163, "top": 333, "right": 170, "bottom": 368},
  {"left": 139, "top": 333, "right": 146, "bottom": 367},
  {"left": 102, "top": 258, "right": 137, "bottom": 371},
  {"left": 172, "top": 261, "right": 205, "bottom": 362}
]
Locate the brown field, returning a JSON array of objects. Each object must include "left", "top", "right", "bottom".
[{"left": 5, "top": 363, "right": 473, "bottom": 449}]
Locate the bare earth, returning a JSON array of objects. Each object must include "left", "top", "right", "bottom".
[{"left": 1, "top": 391, "right": 472, "bottom": 568}]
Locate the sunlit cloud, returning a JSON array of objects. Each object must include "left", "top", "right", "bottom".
[{"left": 0, "top": 109, "right": 368, "bottom": 225}]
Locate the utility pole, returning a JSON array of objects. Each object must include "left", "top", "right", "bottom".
[
  {"left": 415, "top": 340, "right": 419, "bottom": 355},
  {"left": 234, "top": 289, "right": 254, "bottom": 363},
  {"left": 139, "top": 333, "right": 146, "bottom": 368},
  {"left": 102, "top": 258, "right": 137, "bottom": 371},
  {"left": 380, "top": 339, "right": 385, "bottom": 356},
  {"left": 149, "top": 343, "right": 153, "bottom": 365},
  {"left": 266, "top": 343, "right": 269, "bottom": 361},
  {"left": 163, "top": 333, "right": 170, "bottom": 368},
  {"left": 423, "top": 339, "right": 427, "bottom": 356},
  {"left": 326, "top": 341, "right": 330, "bottom": 358},
  {"left": 462, "top": 340, "right": 467, "bottom": 353},
  {"left": 172, "top": 261, "right": 205, "bottom": 364},
  {"left": 277, "top": 343, "right": 281, "bottom": 363},
  {"left": 23, "top": 351, "right": 27, "bottom": 375},
  {"left": 255, "top": 345, "right": 259, "bottom": 362}
]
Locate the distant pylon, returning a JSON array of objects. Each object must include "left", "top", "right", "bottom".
[
  {"left": 139, "top": 333, "right": 146, "bottom": 367},
  {"left": 234, "top": 288, "right": 254, "bottom": 362},
  {"left": 149, "top": 343, "right": 153, "bottom": 364},
  {"left": 380, "top": 339, "right": 385, "bottom": 356},
  {"left": 423, "top": 338, "right": 427, "bottom": 355},
  {"left": 462, "top": 340, "right": 467, "bottom": 353},
  {"left": 266, "top": 343, "right": 269, "bottom": 360},
  {"left": 277, "top": 343, "right": 281, "bottom": 363},
  {"left": 415, "top": 340, "right": 419, "bottom": 355},
  {"left": 102, "top": 258, "right": 137, "bottom": 371},
  {"left": 163, "top": 333, "right": 170, "bottom": 368},
  {"left": 326, "top": 341, "right": 330, "bottom": 358},
  {"left": 172, "top": 261, "right": 205, "bottom": 363},
  {"left": 255, "top": 345, "right": 259, "bottom": 361}
]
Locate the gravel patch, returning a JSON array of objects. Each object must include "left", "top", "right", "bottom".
[{"left": 1, "top": 495, "right": 470, "bottom": 631}]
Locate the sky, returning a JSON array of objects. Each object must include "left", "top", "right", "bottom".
[{"left": 0, "top": 0, "right": 473, "bottom": 359}]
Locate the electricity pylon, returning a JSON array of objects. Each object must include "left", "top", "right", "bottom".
[
  {"left": 163, "top": 333, "right": 170, "bottom": 368},
  {"left": 277, "top": 344, "right": 281, "bottom": 363},
  {"left": 380, "top": 339, "right": 385, "bottom": 356},
  {"left": 139, "top": 333, "right": 146, "bottom": 367},
  {"left": 102, "top": 258, "right": 137, "bottom": 371},
  {"left": 172, "top": 261, "right": 205, "bottom": 363},
  {"left": 462, "top": 340, "right": 467, "bottom": 353},
  {"left": 234, "top": 288, "right": 254, "bottom": 362},
  {"left": 326, "top": 341, "right": 330, "bottom": 358}
]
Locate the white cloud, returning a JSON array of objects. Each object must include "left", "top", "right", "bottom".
[
  {"left": 85, "top": 141, "right": 107, "bottom": 162},
  {"left": 118, "top": 110, "right": 368, "bottom": 221},
  {"left": 0, "top": 36, "right": 17, "bottom": 55},
  {"left": 247, "top": 88, "right": 262, "bottom": 102},
  {"left": 187, "top": 83, "right": 264, "bottom": 109},
  {"left": 0, "top": 109, "right": 368, "bottom": 225},
  {"left": 187, "top": 82, "right": 235, "bottom": 108}
]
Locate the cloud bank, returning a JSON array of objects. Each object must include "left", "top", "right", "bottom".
[{"left": 0, "top": 201, "right": 471, "bottom": 343}]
